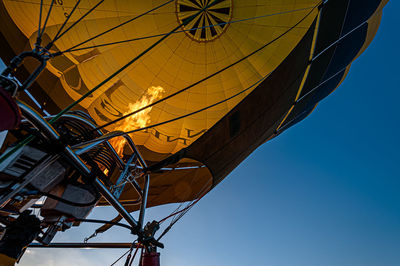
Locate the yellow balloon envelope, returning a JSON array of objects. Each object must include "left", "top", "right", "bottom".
[{"left": 0, "top": 0, "right": 388, "bottom": 209}]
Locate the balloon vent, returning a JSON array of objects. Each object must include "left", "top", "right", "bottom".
[{"left": 176, "top": 0, "right": 233, "bottom": 42}]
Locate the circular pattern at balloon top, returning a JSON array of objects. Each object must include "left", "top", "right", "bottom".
[{"left": 176, "top": 0, "right": 233, "bottom": 42}]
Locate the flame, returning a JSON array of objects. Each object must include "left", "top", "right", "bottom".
[{"left": 109, "top": 86, "right": 164, "bottom": 157}]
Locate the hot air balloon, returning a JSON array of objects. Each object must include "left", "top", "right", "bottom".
[{"left": 0, "top": 0, "right": 388, "bottom": 265}]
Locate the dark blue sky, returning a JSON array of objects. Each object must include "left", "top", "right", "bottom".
[{"left": 18, "top": 1, "right": 399, "bottom": 265}]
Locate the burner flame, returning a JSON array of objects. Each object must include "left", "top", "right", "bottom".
[{"left": 109, "top": 86, "right": 164, "bottom": 156}]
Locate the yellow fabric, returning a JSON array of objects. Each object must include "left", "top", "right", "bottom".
[
  {"left": 0, "top": 253, "right": 15, "bottom": 266},
  {"left": 276, "top": 9, "right": 322, "bottom": 131},
  {"left": 3, "top": 0, "right": 320, "bottom": 156}
]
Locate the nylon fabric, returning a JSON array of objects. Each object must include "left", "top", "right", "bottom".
[{"left": 0, "top": 0, "right": 388, "bottom": 208}]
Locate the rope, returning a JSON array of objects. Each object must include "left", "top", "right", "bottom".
[
  {"left": 110, "top": 242, "right": 138, "bottom": 266},
  {"left": 110, "top": 249, "right": 131, "bottom": 266},
  {"left": 48, "top": 0, "right": 218, "bottom": 124},
  {"left": 0, "top": 1, "right": 320, "bottom": 163},
  {"left": 51, "top": 0, "right": 105, "bottom": 45},
  {"left": 92, "top": 3, "right": 320, "bottom": 132},
  {"left": 0, "top": 135, "right": 34, "bottom": 163},
  {"left": 44, "top": 0, "right": 82, "bottom": 50},
  {"left": 72, "top": 71, "right": 269, "bottom": 148},
  {"left": 80, "top": 2, "right": 320, "bottom": 141},
  {"left": 0, "top": 0, "right": 212, "bottom": 164},
  {"left": 156, "top": 179, "right": 212, "bottom": 241},
  {"left": 125, "top": 246, "right": 140, "bottom": 266},
  {"left": 35, "top": 0, "right": 44, "bottom": 47},
  {"left": 277, "top": 65, "right": 351, "bottom": 133},
  {"left": 37, "top": 0, "right": 55, "bottom": 45},
  {"left": 153, "top": 3, "right": 326, "bottom": 242},
  {"left": 56, "top": 0, "right": 175, "bottom": 55},
  {"left": 158, "top": 191, "right": 207, "bottom": 224},
  {"left": 55, "top": 6, "right": 316, "bottom": 54}
]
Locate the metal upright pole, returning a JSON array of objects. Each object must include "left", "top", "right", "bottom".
[
  {"left": 138, "top": 173, "right": 150, "bottom": 228},
  {"left": 94, "top": 178, "right": 139, "bottom": 229}
]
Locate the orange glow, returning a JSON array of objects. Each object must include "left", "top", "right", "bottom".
[{"left": 109, "top": 86, "right": 164, "bottom": 156}]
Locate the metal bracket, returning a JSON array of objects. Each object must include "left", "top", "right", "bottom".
[
  {"left": 28, "top": 242, "right": 135, "bottom": 249},
  {"left": 1, "top": 50, "right": 48, "bottom": 92},
  {"left": 15, "top": 102, "right": 154, "bottom": 241}
]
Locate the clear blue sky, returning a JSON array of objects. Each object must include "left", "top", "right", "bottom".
[{"left": 15, "top": 1, "right": 400, "bottom": 265}]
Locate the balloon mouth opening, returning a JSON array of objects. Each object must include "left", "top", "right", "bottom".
[{"left": 175, "top": 0, "right": 233, "bottom": 42}]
